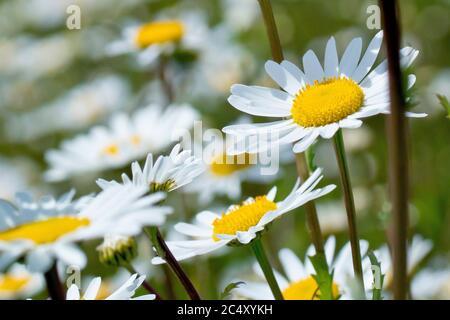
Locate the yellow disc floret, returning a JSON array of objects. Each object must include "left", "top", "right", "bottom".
[
  {"left": 212, "top": 196, "right": 277, "bottom": 241},
  {"left": 291, "top": 77, "right": 364, "bottom": 127},
  {"left": 209, "top": 153, "right": 255, "bottom": 176},
  {"left": 0, "top": 275, "right": 31, "bottom": 293},
  {"left": 135, "top": 21, "right": 184, "bottom": 48},
  {"left": 0, "top": 216, "right": 90, "bottom": 245},
  {"left": 282, "top": 276, "right": 340, "bottom": 300}
]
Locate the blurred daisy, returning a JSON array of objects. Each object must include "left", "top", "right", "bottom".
[
  {"left": 0, "top": 185, "right": 172, "bottom": 272},
  {"left": 0, "top": 264, "right": 44, "bottom": 300},
  {"left": 66, "top": 273, "right": 154, "bottom": 300},
  {"left": 223, "top": 31, "right": 426, "bottom": 154},
  {"left": 368, "top": 235, "right": 433, "bottom": 295},
  {"left": 152, "top": 168, "right": 335, "bottom": 264},
  {"left": 44, "top": 103, "right": 198, "bottom": 181},
  {"left": 97, "top": 143, "right": 204, "bottom": 193},
  {"left": 234, "top": 237, "right": 370, "bottom": 300},
  {"left": 106, "top": 11, "right": 208, "bottom": 66}
]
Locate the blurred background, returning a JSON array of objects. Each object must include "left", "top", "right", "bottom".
[{"left": 0, "top": 0, "right": 449, "bottom": 299}]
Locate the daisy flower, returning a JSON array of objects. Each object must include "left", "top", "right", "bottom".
[
  {"left": 0, "top": 185, "right": 172, "bottom": 272},
  {"left": 66, "top": 273, "right": 154, "bottom": 300},
  {"left": 0, "top": 263, "right": 44, "bottom": 300},
  {"left": 233, "top": 237, "right": 370, "bottom": 300},
  {"left": 106, "top": 11, "right": 208, "bottom": 66},
  {"left": 96, "top": 144, "right": 204, "bottom": 193},
  {"left": 223, "top": 31, "right": 426, "bottom": 154},
  {"left": 411, "top": 266, "right": 450, "bottom": 300},
  {"left": 44, "top": 103, "right": 198, "bottom": 181},
  {"left": 152, "top": 168, "right": 335, "bottom": 264}
]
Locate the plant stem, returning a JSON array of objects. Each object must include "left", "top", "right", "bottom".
[
  {"left": 44, "top": 262, "right": 65, "bottom": 300},
  {"left": 257, "top": 0, "right": 326, "bottom": 257},
  {"left": 146, "top": 227, "right": 201, "bottom": 300},
  {"left": 123, "top": 263, "right": 162, "bottom": 300},
  {"left": 379, "top": 0, "right": 409, "bottom": 300},
  {"left": 250, "top": 238, "right": 284, "bottom": 300},
  {"left": 157, "top": 56, "right": 174, "bottom": 104},
  {"left": 333, "top": 129, "right": 364, "bottom": 292}
]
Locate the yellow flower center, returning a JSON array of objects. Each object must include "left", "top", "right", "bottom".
[
  {"left": 135, "top": 21, "right": 184, "bottom": 48},
  {"left": 0, "top": 216, "right": 90, "bottom": 245},
  {"left": 291, "top": 77, "right": 364, "bottom": 127},
  {"left": 130, "top": 135, "right": 141, "bottom": 145},
  {"left": 102, "top": 143, "right": 119, "bottom": 156},
  {"left": 209, "top": 153, "right": 255, "bottom": 176},
  {"left": 212, "top": 196, "right": 277, "bottom": 241},
  {"left": 0, "top": 275, "right": 31, "bottom": 293},
  {"left": 282, "top": 276, "right": 340, "bottom": 300}
]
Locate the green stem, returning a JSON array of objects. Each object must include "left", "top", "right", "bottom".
[
  {"left": 146, "top": 226, "right": 201, "bottom": 300},
  {"left": 257, "top": 0, "right": 326, "bottom": 258},
  {"left": 379, "top": 0, "right": 409, "bottom": 300},
  {"left": 44, "top": 262, "right": 65, "bottom": 300},
  {"left": 250, "top": 238, "right": 284, "bottom": 300},
  {"left": 123, "top": 263, "right": 162, "bottom": 300},
  {"left": 332, "top": 129, "right": 364, "bottom": 292}
]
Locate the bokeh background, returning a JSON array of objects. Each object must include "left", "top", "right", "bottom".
[{"left": 0, "top": 0, "right": 449, "bottom": 299}]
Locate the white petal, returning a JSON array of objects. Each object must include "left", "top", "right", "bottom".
[
  {"left": 324, "top": 37, "right": 339, "bottom": 78},
  {"left": 339, "top": 38, "right": 362, "bottom": 78},
  {"left": 352, "top": 31, "right": 383, "bottom": 83},
  {"left": 303, "top": 50, "right": 325, "bottom": 83},
  {"left": 265, "top": 60, "right": 302, "bottom": 95},
  {"left": 279, "top": 248, "right": 307, "bottom": 282}
]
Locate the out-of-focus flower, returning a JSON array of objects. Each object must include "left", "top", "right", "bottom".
[
  {"left": 0, "top": 158, "right": 40, "bottom": 201},
  {"left": 411, "top": 266, "right": 450, "bottom": 300},
  {"left": 6, "top": 76, "right": 130, "bottom": 142},
  {"left": 44, "top": 103, "right": 198, "bottom": 181},
  {"left": 152, "top": 169, "right": 335, "bottom": 264},
  {"left": 106, "top": 11, "right": 209, "bottom": 66},
  {"left": 0, "top": 264, "right": 44, "bottom": 300},
  {"left": 224, "top": 31, "right": 426, "bottom": 155},
  {"left": 66, "top": 273, "right": 155, "bottom": 300},
  {"left": 221, "top": 0, "right": 260, "bottom": 32},
  {"left": 234, "top": 237, "right": 370, "bottom": 300},
  {"left": 97, "top": 143, "right": 204, "bottom": 193},
  {"left": 0, "top": 185, "right": 171, "bottom": 272}
]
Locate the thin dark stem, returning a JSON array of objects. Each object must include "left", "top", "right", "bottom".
[
  {"left": 44, "top": 262, "right": 65, "bottom": 300},
  {"left": 257, "top": 0, "right": 326, "bottom": 256},
  {"left": 333, "top": 129, "right": 364, "bottom": 292},
  {"left": 379, "top": 0, "right": 409, "bottom": 300},
  {"left": 124, "top": 263, "right": 162, "bottom": 300},
  {"left": 251, "top": 238, "right": 284, "bottom": 300},
  {"left": 162, "top": 265, "right": 177, "bottom": 300},
  {"left": 157, "top": 57, "right": 175, "bottom": 104},
  {"left": 146, "top": 227, "right": 201, "bottom": 300}
]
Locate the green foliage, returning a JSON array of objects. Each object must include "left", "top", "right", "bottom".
[
  {"left": 367, "top": 251, "right": 385, "bottom": 300},
  {"left": 220, "top": 281, "right": 245, "bottom": 300},
  {"left": 437, "top": 94, "right": 450, "bottom": 119},
  {"left": 308, "top": 253, "right": 336, "bottom": 300}
]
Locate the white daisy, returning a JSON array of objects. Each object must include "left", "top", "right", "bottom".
[
  {"left": 233, "top": 237, "right": 370, "bottom": 300},
  {"left": 411, "top": 266, "right": 450, "bottom": 300},
  {"left": 66, "top": 273, "right": 155, "bottom": 300},
  {"left": 0, "top": 185, "right": 172, "bottom": 272},
  {"left": 106, "top": 11, "right": 209, "bottom": 66},
  {"left": 0, "top": 263, "right": 44, "bottom": 300},
  {"left": 152, "top": 168, "right": 335, "bottom": 264},
  {"left": 44, "top": 103, "right": 198, "bottom": 181},
  {"left": 96, "top": 143, "right": 204, "bottom": 193},
  {"left": 223, "top": 31, "right": 426, "bottom": 154}
]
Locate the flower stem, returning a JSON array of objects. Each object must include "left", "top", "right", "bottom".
[
  {"left": 44, "top": 262, "right": 65, "bottom": 300},
  {"left": 123, "top": 263, "right": 163, "bottom": 300},
  {"left": 146, "top": 226, "right": 201, "bottom": 300},
  {"left": 257, "top": 0, "right": 326, "bottom": 258},
  {"left": 157, "top": 56, "right": 174, "bottom": 104},
  {"left": 250, "top": 238, "right": 284, "bottom": 300},
  {"left": 379, "top": 0, "right": 409, "bottom": 300},
  {"left": 332, "top": 129, "right": 364, "bottom": 291}
]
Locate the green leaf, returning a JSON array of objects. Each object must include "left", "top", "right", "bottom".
[
  {"left": 220, "top": 281, "right": 245, "bottom": 300},
  {"left": 437, "top": 94, "right": 450, "bottom": 119},
  {"left": 305, "top": 143, "right": 317, "bottom": 171},
  {"left": 308, "top": 253, "right": 335, "bottom": 300},
  {"left": 367, "top": 251, "right": 385, "bottom": 300}
]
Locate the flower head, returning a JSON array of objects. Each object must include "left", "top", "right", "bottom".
[
  {"left": 224, "top": 31, "right": 426, "bottom": 154},
  {"left": 0, "top": 264, "right": 44, "bottom": 300},
  {"left": 152, "top": 168, "right": 335, "bottom": 264}
]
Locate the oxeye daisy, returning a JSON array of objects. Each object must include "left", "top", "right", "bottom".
[
  {"left": 223, "top": 31, "right": 426, "bottom": 154},
  {"left": 0, "top": 264, "right": 44, "bottom": 300},
  {"left": 0, "top": 185, "right": 172, "bottom": 272},
  {"left": 233, "top": 237, "right": 370, "bottom": 300},
  {"left": 44, "top": 103, "right": 198, "bottom": 181},
  {"left": 96, "top": 144, "right": 204, "bottom": 193},
  {"left": 152, "top": 168, "right": 335, "bottom": 264},
  {"left": 66, "top": 273, "right": 155, "bottom": 300},
  {"left": 106, "top": 11, "right": 208, "bottom": 66}
]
